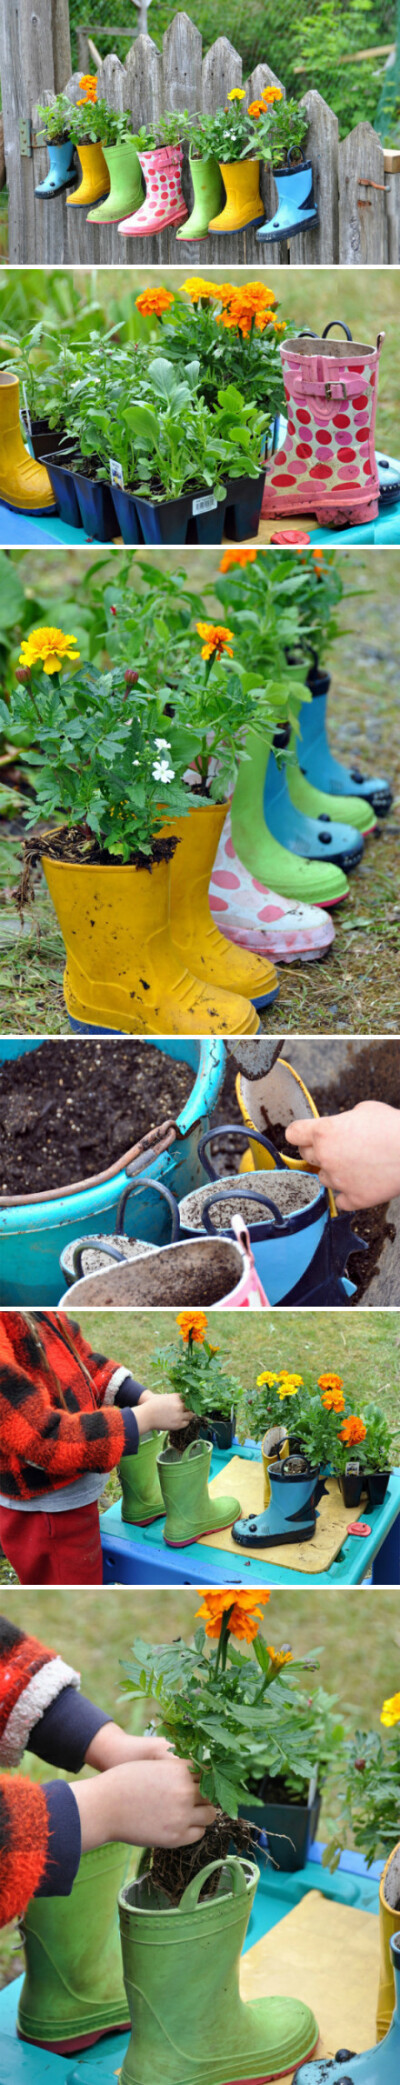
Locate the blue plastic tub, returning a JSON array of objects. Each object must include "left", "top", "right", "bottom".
[{"left": 0, "top": 1038, "right": 225, "bottom": 1306}]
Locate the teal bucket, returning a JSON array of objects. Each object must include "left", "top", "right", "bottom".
[{"left": 0, "top": 1039, "right": 225, "bottom": 1305}]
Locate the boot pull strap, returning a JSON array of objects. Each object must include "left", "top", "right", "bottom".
[
  {"left": 70, "top": 1235, "right": 127, "bottom": 1278},
  {"left": 321, "top": 321, "right": 353, "bottom": 341},
  {"left": 287, "top": 147, "right": 305, "bottom": 168},
  {"left": 376, "top": 331, "right": 385, "bottom": 351},
  {"left": 202, "top": 1187, "right": 285, "bottom": 1232},
  {"left": 198, "top": 1122, "right": 284, "bottom": 1179},
  {"left": 179, "top": 1856, "right": 251, "bottom": 1911},
  {"left": 116, "top": 1173, "right": 180, "bottom": 1240}
]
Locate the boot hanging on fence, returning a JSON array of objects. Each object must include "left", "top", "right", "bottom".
[
  {"left": 118, "top": 145, "right": 188, "bottom": 236},
  {"left": 257, "top": 151, "right": 318, "bottom": 243},
  {"left": 35, "top": 141, "right": 77, "bottom": 199},
  {"left": 176, "top": 152, "right": 223, "bottom": 239},
  {"left": 87, "top": 139, "right": 144, "bottom": 224},
  {"left": 262, "top": 323, "right": 384, "bottom": 531}
]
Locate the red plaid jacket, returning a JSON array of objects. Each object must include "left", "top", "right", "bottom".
[
  {"left": 0, "top": 1614, "right": 80, "bottom": 1924},
  {"left": 0, "top": 1311, "right": 128, "bottom": 1500}
]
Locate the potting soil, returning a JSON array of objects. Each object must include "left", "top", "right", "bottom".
[
  {"left": 150, "top": 1813, "right": 257, "bottom": 1905},
  {"left": 0, "top": 1041, "right": 193, "bottom": 1194},
  {"left": 64, "top": 1239, "right": 244, "bottom": 1307},
  {"left": 182, "top": 1170, "right": 318, "bottom": 1230}
]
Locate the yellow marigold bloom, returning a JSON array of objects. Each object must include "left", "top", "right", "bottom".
[
  {"left": 318, "top": 1374, "right": 344, "bottom": 1394},
  {"left": 278, "top": 1372, "right": 303, "bottom": 1385},
  {"left": 219, "top": 548, "right": 258, "bottom": 572},
  {"left": 257, "top": 1371, "right": 279, "bottom": 1387},
  {"left": 381, "top": 1692, "right": 400, "bottom": 1728},
  {"left": 277, "top": 1380, "right": 300, "bottom": 1399},
  {"left": 266, "top": 1646, "right": 293, "bottom": 1669},
  {"left": 182, "top": 277, "right": 216, "bottom": 301},
  {"left": 176, "top": 1311, "right": 208, "bottom": 1345},
  {"left": 196, "top": 1590, "right": 270, "bottom": 1642},
  {"left": 196, "top": 622, "right": 234, "bottom": 661},
  {"left": 136, "top": 288, "right": 174, "bottom": 317},
  {"left": 19, "top": 627, "right": 80, "bottom": 676},
  {"left": 227, "top": 87, "right": 246, "bottom": 101}
]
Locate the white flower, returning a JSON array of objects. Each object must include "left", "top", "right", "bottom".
[
  {"left": 154, "top": 736, "right": 171, "bottom": 750},
  {"left": 152, "top": 758, "right": 175, "bottom": 784}
]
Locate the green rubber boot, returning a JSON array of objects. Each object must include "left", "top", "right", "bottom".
[
  {"left": 87, "top": 138, "right": 143, "bottom": 224},
  {"left": 176, "top": 152, "right": 224, "bottom": 239},
  {"left": 157, "top": 1437, "right": 240, "bottom": 1548},
  {"left": 231, "top": 726, "right": 349, "bottom": 907},
  {"left": 118, "top": 1855, "right": 319, "bottom": 2085},
  {"left": 17, "top": 1844, "right": 130, "bottom": 2054},
  {"left": 288, "top": 737, "right": 376, "bottom": 833},
  {"left": 119, "top": 1430, "right": 167, "bottom": 1525}
]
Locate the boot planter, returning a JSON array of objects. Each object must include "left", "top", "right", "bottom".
[
  {"left": 224, "top": 468, "right": 266, "bottom": 543},
  {"left": 288, "top": 733, "right": 376, "bottom": 835},
  {"left": 232, "top": 1454, "right": 320, "bottom": 1549},
  {"left": 119, "top": 1430, "right": 167, "bottom": 1524},
  {"left": 293, "top": 1927, "right": 400, "bottom": 2084},
  {"left": 180, "top": 1123, "right": 329, "bottom": 1307},
  {"left": 299, "top": 663, "right": 393, "bottom": 818},
  {"left": 263, "top": 736, "right": 364, "bottom": 873},
  {"left": 112, "top": 483, "right": 227, "bottom": 548},
  {"left": 35, "top": 140, "right": 77, "bottom": 198},
  {"left": 262, "top": 322, "right": 384, "bottom": 530},
  {"left": 257, "top": 152, "right": 317, "bottom": 244},
  {"left": 17, "top": 1842, "right": 130, "bottom": 2054},
  {"left": 119, "top": 145, "right": 188, "bottom": 236},
  {"left": 40, "top": 848, "right": 259, "bottom": 1037},
  {"left": 0, "top": 375, "right": 57, "bottom": 515},
  {"left": 209, "top": 810, "right": 336, "bottom": 964},
  {"left": 62, "top": 1229, "right": 268, "bottom": 1310},
  {"left": 377, "top": 1843, "right": 400, "bottom": 2041},
  {"left": 231, "top": 728, "right": 349, "bottom": 909},
  {"left": 209, "top": 158, "right": 265, "bottom": 234},
  {"left": 87, "top": 137, "right": 143, "bottom": 223},
  {"left": 240, "top": 1782, "right": 321, "bottom": 1873},
  {"left": 66, "top": 141, "right": 110, "bottom": 208},
  {"left": 157, "top": 1436, "right": 240, "bottom": 1546},
  {"left": 161, "top": 800, "right": 279, "bottom": 1011},
  {"left": 176, "top": 151, "right": 224, "bottom": 239},
  {"left": 118, "top": 1855, "right": 319, "bottom": 2085}
]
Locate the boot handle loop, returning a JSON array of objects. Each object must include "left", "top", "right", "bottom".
[
  {"left": 287, "top": 147, "right": 305, "bottom": 168},
  {"left": 179, "top": 1856, "right": 250, "bottom": 1912},
  {"left": 70, "top": 1235, "right": 128, "bottom": 1278},
  {"left": 198, "top": 1122, "right": 284, "bottom": 1179},
  {"left": 202, "top": 1187, "right": 285, "bottom": 1232},
  {"left": 321, "top": 321, "right": 353, "bottom": 341},
  {"left": 116, "top": 1174, "right": 180, "bottom": 1240}
]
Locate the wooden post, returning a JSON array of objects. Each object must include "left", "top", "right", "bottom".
[
  {"left": 339, "top": 121, "right": 389, "bottom": 263},
  {"left": 244, "top": 64, "right": 285, "bottom": 270},
  {"left": 124, "top": 33, "right": 162, "bottom": 263},
  {"left": 198, "top": 37, "right": 242, "bottom": 267},
  {"left": 0, "top": 0, "right": 71, "bottom": 260},
  {"left": 162, "top": 13, "right": 202, "bottom": 262},
  {"left": 296, "top": 89, "right": 339, "bottom": 265},
  {"left": 96, "top": 51, "right": 126, "bottom": 266},
  {"left": 76, "top": 28, "right": 91, "bottom": 73}
]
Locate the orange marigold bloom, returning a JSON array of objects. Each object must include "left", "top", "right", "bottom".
[
  {"left": 136, "top": 288, "right": 174, "bottom": 317},
  {"left": 196, "top": 1590, "right": 270, "bottom": 1642},
  {"left": 339, "top": 1416, "right": 367, "bottom": 1448},
  {"left": 318, "top": 1374, "right": 344, "bottom": 1394},
  {"left": 321, "top": 1389, "right": 345, "bottom": 1414},
  {"left": 219, "top": 548, "right": 258, "bottom": 572},
  {"left": 196, "top": 622, "right": 234, "bottom": 661},
  {"left": 261, "top": 84, "right": 283, "bottom": 105},
  {"left": 78, "top": 73, "right": 98, "bottom": 102},
  {"left": 176, "top": 1311, "right": 208, "bottom": 1345},
  {"left": 248, "top": 100, "right": 264, "bottom": 119}
]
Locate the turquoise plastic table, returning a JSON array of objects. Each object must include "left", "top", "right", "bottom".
[
  {"left": 0, "top": 1843, "right": 382, "bottom": 2085},
  {"left": 100, "top": 1446, "right": 400, "bottom": 1588}
]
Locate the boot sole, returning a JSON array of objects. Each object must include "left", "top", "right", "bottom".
[
  {"left": 121, "top": 1510, "right": 164, "bottom": 1525},
  {"left": 67, "top": 190, "right": 110, "bottom": 209},
  {"left": 251, "top": 985, "right": 280, "bottom": 1009},
  {"left": 209, "top": 215, "right": 265, "bottom": 234},
  {"left": 120, "top": 210, "right": 188, "bottom": 235},
  {"left": 164, "top": 1515, "right": 239, "bottom": 1546},
  {"left": 87, "top": 206, "right": 143, "bottom": 223},
  {"left": 256, "top": 214, "right": 318, "bottom": 241},
  {"left": 35, "top": 179, "right": 77, "bottom": 197},
  {"left": 263, "top": 492, "right": 379, "bottom": 528},
  {"left": 232, "top": 1522, "right": 316, "bottom": 1548},
  {"left": 0, "top": 495, "right": 57, "bottom": 515},
  {"left": 17, "top": 2020, "right": 130, "bottom": 2054}
]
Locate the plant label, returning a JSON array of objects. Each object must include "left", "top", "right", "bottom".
[
  {"left": 192, "top": 493, "right": 218, "bottom": 515},
  {"left": 110, "top": 458, "right": 124, "bottom": 489},
  {"left": 346, "top": 1460, "right": 361, "bottom": 1474}
]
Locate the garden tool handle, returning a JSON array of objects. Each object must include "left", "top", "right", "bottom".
[
  {"left": 179, "top": 1857, "right": 251, "bottom": 1911},
  {"left": 70, "top": 1236, "right": 127, "bottom": 1278},
  {"left": 116, "top": 1173, "right": 180, "bottom": 1241},
  {"left": 198, "top": 1123, "right": 284, "bottom": 1180},
  {"left": 321, "top": 321, "right": 353, "bottom": 340},
  {"left": 201, "top": 1187, "right": 285, "bottom": 1232}
]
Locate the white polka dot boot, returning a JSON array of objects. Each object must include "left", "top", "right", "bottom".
[
  {"left": 208, "top": 811, "right": 335, "bottom": 963},
  {"left": 118, "top": 144, "right": 188, "bottom": 236},
  {"left": 262, "top": 322, "right": 384, "bottom": 530}
]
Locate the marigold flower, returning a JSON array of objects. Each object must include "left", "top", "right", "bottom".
[
  {"left": 266, "top": 1645, "right": 293, "bottom": 1669},
  {"left": 176, "top": 1311, "right": 208, "bottom": 1345},
  {"left": 261, "top": 84, "right": 283, "bottom": 105},
  {"left": 227, "top": 87, "right": 246, "bottom": 101},
  {"left": 136, "top": 288, "right": 174, "bottom": 317},
  {"left": 219, "top": 548, "right": 258, "bottom": 572},
  {"left": 196, "top": 1590, "right": 270, "bottom": 1642},
  {"left": 278, "top": 1372, "right": 303, "bottom": 1386},
  {"left": 318, "top": 1374, "right": 344, "bottom": 1394},
  {"left": 77, "top": 73, "right": 98, "bottom": 103},
  {"left": 321, "top": 1389, "right": 345, "bottom": 1414},
  {"left": 248, "top": 100, "right": 264, "bottom": 119},
  {"left": 196, "top": 622, "right": 234, "bottom": 661},
  {"left": 381, "top": 1692, "right": 400, "bottom": 1728},
  {"left": 277, "top": 1380, "right": 301, "bottom": 1399},
  {"left": 182, "top": 277, "right": 216, "bottom": 301},
  {"left": 256, "top": 1371, "right": 279, "bottom": 1388},
  {"left": 19, "top": 627, "right": 80, "bottom": 676},
  {"left": 339, "top": 1416, "right": 367, "bottom": 1448}
]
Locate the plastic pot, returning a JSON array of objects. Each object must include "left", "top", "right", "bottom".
[
  {"left": 30, "top": 419, "right": 66, "bottom": 462},
  {"left": 109, "top": 481, "right": 141, "bottom": 544},
  {"left": 132, "top": 487, "right": 227, "bottom": 547},
  {"left": 366, "top": 1469, "right": 391, "bottom": 1508},
  {"left": 199, "top": 1408, "right": 235, "bottom": 1450},
  {"left": 239, "top": 1788, "right": 321, "bottom": 1873},
  {"left": 224, "top": 468, "right": 266, "bottom": 543},
  {"left": 181, "top": 1123, "right": 328, "bottom": 1306},
  {"left": 45, "top": 448, "right": 81, "bottom": 528},
  {"left": 337, "top": 1467, "right": 365, "bottom": 1508},
  {"left": 70, "top": 460, "right": 117, "bottom": 542}
]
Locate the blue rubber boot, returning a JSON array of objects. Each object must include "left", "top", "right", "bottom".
[
  {"left": 232, "top": 1456, "right": 318, "bottom": 1550},
  {"left": 35, "top": 142, "right": 77, "bottom": 198},
  {"left": 299, "top": 669, "right": 392, "bottom": 816},
  {"left": 264, "top": 734, "right": 364, "bottom": 872},
  {"left": 292, "top": 1930, "right": 400, "bottom": 2085},
  {"left": 256, "top": 154, "right": 317, "bottom": 243}
]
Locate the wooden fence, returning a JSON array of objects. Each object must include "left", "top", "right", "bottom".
[{"left": 1, "top": 2, "right": 399, "bottom": 267}]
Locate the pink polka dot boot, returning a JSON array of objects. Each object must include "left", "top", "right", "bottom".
[
  {"left": 208, "top": 812, "right": 335, "bottom": 964},
  {"left": 118, "top": 145, "right": 188, "bottom": 236},
  {"left": 262, "top": 321, "right": 384, "bottom": 530}
]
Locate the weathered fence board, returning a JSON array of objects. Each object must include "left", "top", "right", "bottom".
[{"left": 0, "top": 7, "right": 395, "bottom": 266}]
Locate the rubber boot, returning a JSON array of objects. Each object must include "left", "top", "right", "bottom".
[
  {"left": 0, "top": 374, "right": 56, "bottom": 514},
  {"left": 119, "top": 1430, "right": 167, "bottom": 1525},
  {"left": 262, "top": 329, "right": 384, "bottom": 529},
  {"left": 377, "top": 1845, "right": 400, "bottom": 2040},
  {"left": 87, "top": 137, "right": 143, "bottom": 223},
  {"left": 119, "top": 145, "right": 188, "bottom": 236},
  {"left": 119, "top": 1854, "right": 319, "bottom": 2085},
  {"left": 176, "top": 152, "right": 223, "bottom": 239},
  {"left": 231, "top": 728, "right": 349, "bottom": 907},
  {"left": 263, "top": 733, "right": 364, "bottom": 872},
  {"left": 288, "top": 736, "right": 376, "bottom": 833},
  {"left": 17, "top": 1843, "right": 130, "bottom": 2053},
  {"left": 232, "top": 1455, "right": 319, "bottom": 1550},
  {"left": 163, "top": 801, "right": 280, "bottom": 1009},
  {"left": 298, "top": 666, "right": 393, "bottom": 817},
  {"left": 209, "top": 809, "right": 335, "bottom": 963},
  {"left": 157, "top": 1437, "right": 241, "bottom": 1547},
  {"left": 41, "top": 850, "right": 260, "bottom": 1037},
  {"left": 66, "top": 141, "right": 110, "bottom": 208},
  {"left": 208, "top": 158, "right": 264, "bottom": 233},
  {"left": 256, "top": 156, "right": 317, "bottom": 243},
  {"left": 35, "top": 140, "right": 77, "bottom": 197},
  {"left": 293, "top": 1929, "right": 400, "bottom": 2085}
]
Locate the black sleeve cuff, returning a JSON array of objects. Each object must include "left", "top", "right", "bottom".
[
  {"left": 121, "top": 1408, "right": 139, "bottom": 1455},
  {"left": 36, "top": 1782, "right": 82, "bottom": 1898},
  {"left": 115, "top": 1375, "right": 145, "bottom": 1409},
  {"left": 28, "top": 1688, "right": 112, "bottom": 1773}
]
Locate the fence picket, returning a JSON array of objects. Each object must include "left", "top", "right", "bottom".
[{"left": 339, "top": 121, "right": 389, "bottom": 265}]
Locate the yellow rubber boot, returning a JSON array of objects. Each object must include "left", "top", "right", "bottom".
[
  {"left": 42, "top": 849, "right": 259, "bottom": 1036},
  {"left": 209, "top": 158, "right": 264, "bottom": 233},
  {"left": 67, "top": 142, "right": 110, "bottom": 208},
  {"left": 377, "top": 1843, "right": 400, "bottom": 2039},
  {"left": 163, "top": 802, "right": 279, "bottom": 1009},
  {"left": 0, "top": 376, "right": 56, "bottom": 514}
]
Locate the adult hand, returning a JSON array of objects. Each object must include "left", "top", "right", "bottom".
[{"left": 285, "top": 1102, "right": 400, "bottom": 1211}]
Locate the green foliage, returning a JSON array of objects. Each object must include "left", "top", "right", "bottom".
[
  {"left": 216, "top": 549, "right": 345, "bottom": 670},
  {"left": 35, "top": 95, "right": 75, "bottom": 144},
  {"left": 251, "top": 99, "right": 310, "bottom": 169},
  {"left": 145, "top": 286, "right": 290, "bottom": 418},
  {"left": 186, "top": 100, "right": 256, "bottom": 161},
  {"left": 151, "top": 1324, "right": 241, "bottom": 1423},
  {"left": 61, "top": 354, "right": 269, "bottom": 503},
  {"left": 359, "top": 1401, "right": 395, "bottom": 1469},
  {"left": 324, "top": 1724, "right": 400, "bottom": 1869}
]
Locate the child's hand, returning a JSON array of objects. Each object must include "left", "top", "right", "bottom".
[
  {"left": 285, "top": 1101, "right": 400, "bottom": 1211},
  {"left": 73, "top": 1756, "right": 217, "bottom": 1851},
  {"left": 136, "top": 1391, "right": 193, "bottom": 1435},
  {"left": 86, "top": 1724, "right": 172, "bottom": 1770}
]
